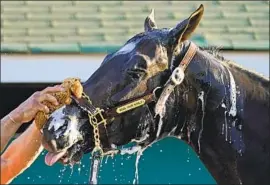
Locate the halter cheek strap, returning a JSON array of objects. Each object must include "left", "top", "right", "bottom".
[
  {"left": 154, "top": 42, "right": 197, "bottom": 137},
  {"left": 179, "top": 42, "right": 197, "bottom": 71}
]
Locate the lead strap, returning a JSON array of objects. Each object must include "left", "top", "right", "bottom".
[{"left": 89, "top": 152, "right": 102, "bottom": 185}]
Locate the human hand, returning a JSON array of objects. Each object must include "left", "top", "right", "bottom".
[{"left": 9, "top": 85, "right": 65, "bottom": 124}]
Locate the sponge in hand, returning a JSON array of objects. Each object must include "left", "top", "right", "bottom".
[{"left": 35, "top": 78, "right": 83, "bottom": 130}]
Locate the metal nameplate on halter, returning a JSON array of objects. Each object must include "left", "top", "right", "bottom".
[{"left": 116, "top": 99, "right": 146, "bottom": 114}]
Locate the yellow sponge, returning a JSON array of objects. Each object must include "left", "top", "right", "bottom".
[{"left": 35, "top": 78, "right": 83, "bottom": 130}]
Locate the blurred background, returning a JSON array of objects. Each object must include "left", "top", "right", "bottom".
[{"left": 1, "top": 1, "right": 269, "bottom": 184}]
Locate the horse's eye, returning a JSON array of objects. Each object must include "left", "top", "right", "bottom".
[
  {"left": 127, "top": 70, "right": 143, "bottom": 79},
  {"left": 126, "top": 68, "right": 146, "bottom": 80}
]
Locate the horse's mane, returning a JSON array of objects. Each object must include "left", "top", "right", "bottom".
[
  {"left": 200, "top": 46, "right": 269, "bottom": 105},
  {"left": 202, "top": 46, "right": 269, "bottom": 81}
]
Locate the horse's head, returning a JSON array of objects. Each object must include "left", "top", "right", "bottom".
[{"left": 42, "top": 5, "right": 204, "bottom": 166}]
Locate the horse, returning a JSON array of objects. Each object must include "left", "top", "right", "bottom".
[{"left": 41, "top": 5, "right": 270, "bottom": 185}]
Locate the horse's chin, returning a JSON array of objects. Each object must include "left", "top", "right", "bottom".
[{"left": 44, "top": 141, "right": 84, "bottom": 166}]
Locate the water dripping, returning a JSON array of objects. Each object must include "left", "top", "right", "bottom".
[
  {"left": 224, "top": 111, "right": 228, "bottom": 141},
  {"left": 156, "top": 116, "right": 164, "bottom": 138},
  {"left": 232, "top": 120, "right": 236, "bottom": 127},
  {"left": 229, "top": 126, "right": 232, "bottom": 144},
  {"left": 221, "top": 103, "right": 226, "bottom": 109},
  {"left": 59, "top": 166, "right": 67, "bottom": 184},
  {"left": 228, "top": 69, "right": 237, "bottom": 117},
  {"left": 238, "top": 134, "right": 244, "bottom": 156},
  {"left": 186, "top": 147, "right": 192, "bottom": 166},
  {"left": 89, "top": 157, "right": 101, "bottom": 185},
  {"left": 180, "top": 117, "right": 187, "bottom": 133},
  {"left": 133, "top": 149, "right": 143, "bottom": 184},
  {"left": 77, "top": 167, "right": 81, "bottom": 175},
  {"left": 154, "top": 84, "right": 172, "bottom": 138},
  {"left": 238, "top": 124, "right": 243, "bottom": 131},
  {"left": 76, "top": 161, "right": 82, "bottom": 176},
  {"left": 132, "top": 133, "right": 149, "bottom": 144},
  {"left": 112, "top": 161, "right": 116, "bottom": 172},
  {"left": 120, "top": 145, "right": 142, "bottom": 155},
  {"left": 168, "top": 126, "right": 177, "bottom": 136},
  {"left": 187, "top": 127, "right": 191, "bottom": 143},
  {"left": 105, "top": 155, "right": 110, "bottom": 164},
  {"left": 197, "top": 91, "right": 206, "bottom": 154},
  {"left": 69, "top": 164, "right": 74, "bottom": 179},
  {"left": 238, "top": 149, "right": 243, "bottom": 156},
  {"left": 239, "top": 178, "right": 243, "bottom": 185}
]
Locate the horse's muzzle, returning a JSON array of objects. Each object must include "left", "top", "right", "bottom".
[{"left": 42, "top": 129, "right": 61, "bottom": 153}]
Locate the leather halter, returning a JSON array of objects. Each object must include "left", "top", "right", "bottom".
[
  {"left": 73, "top": 42, "right": 197, "bottom": 122},
  {"left": 179, "top": 42, "right": 197, "bottom": 71}
]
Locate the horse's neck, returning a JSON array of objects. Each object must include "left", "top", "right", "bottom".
[
  {"left": 165, "top": 41, "right": 269, "bottom": 145},
  {"left": 184, "top": 46, "right": 269, "bottom": 115},
  {"left": 171, "top": 46, "right": 270, "bottom": 184},
  {"left": 224, "top": 61, "right": 269, "bottom": 107}
]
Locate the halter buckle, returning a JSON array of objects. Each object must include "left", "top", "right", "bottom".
[
  {"left": 88, "top": 108, "right": 107, "bottom": 126},
  {"left": 171, "top": 67, "right": 185, "bottom": 85}
]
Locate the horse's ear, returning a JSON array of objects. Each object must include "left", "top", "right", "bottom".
[
  {"left": 169, "top": 4, "right": 204, "bottom": 44},
  {"left": 144, "top": 9, "right": 158, "bottom": 32}
]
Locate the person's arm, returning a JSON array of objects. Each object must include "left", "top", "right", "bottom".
[
  {"left": 1, "top": 86, "right": 64, "bottom": 153},
  {"left": 0, "top": 111, "right": 24, "bottom": 152},
  {"left": 0, "top": 85, "right": 64, "bottom": 184},
  {"left": 1, "top": 123, "right": 43, "bottom": 184}
]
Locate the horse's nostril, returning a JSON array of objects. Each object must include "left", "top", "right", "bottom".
[
  {"left": 42, "top": 137, "right": 59, "bottom": 153},
  {"left": 42, "top": 128, "right": 60, "bottom": 153},
  {"left": 50, "top": 140, "right": 58, "bottom": 152}
]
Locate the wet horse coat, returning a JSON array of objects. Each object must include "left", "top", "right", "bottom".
[
  {"left": 41, "top": 5, "right": 270, "bottom": 185},
  {"left": 168, "top": 41, "right": 270, "bottom": 185}
]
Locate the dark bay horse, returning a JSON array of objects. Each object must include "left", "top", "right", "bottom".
[{"left": 41, "top": 5, "right": 270, "bottom": 185}]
